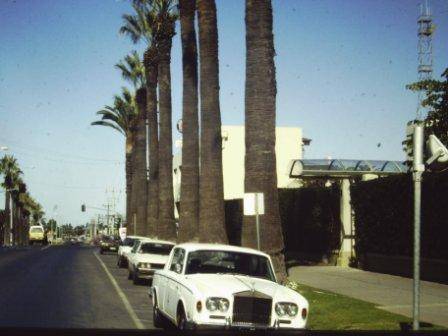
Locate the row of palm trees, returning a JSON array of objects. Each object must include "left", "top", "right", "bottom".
[
  {"left": 92, "top": 0, "right": 286, "bottom": 282},
  {"left": 0, "top": 155, "right": 44, "bottom": 247}
]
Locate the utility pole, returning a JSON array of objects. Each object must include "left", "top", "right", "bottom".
[{"left": 412, "top": 123, "right": 425, "bottom": 331}]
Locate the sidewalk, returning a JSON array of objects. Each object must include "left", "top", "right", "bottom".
[{"left": 288, "top": 266, "right": 448, "bottom": 328}]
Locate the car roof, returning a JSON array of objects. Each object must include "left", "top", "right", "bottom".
[
  {"left": 174, "top": 243, "right": 270, "bottom": 258},
  {"left": 30, "top": 225, "right": 44, "bottom": 229},
  {"left": 137, "top": 237, "right": 176, "bottom": 245}
]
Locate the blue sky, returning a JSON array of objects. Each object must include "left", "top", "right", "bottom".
[{"left": 0, "top": 0, "right": 447, "bottom": 225}]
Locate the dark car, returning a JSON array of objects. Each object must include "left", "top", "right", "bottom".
[{"left": 99, "top": 236, "right": 120, "bottom": 254}]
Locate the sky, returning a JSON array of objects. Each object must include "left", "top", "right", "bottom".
[{"left": 0, "top": 0, "right": 447, "bottom": 226}]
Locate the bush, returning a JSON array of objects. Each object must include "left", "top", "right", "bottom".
[
  {"left": 224, "top": 187, "right": 341, "bottom": 261},
  {"left": 351, "top": 172, "right": 448, "bottom": 260}
]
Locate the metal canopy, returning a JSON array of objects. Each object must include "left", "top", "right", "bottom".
[{"left": 288, "top": 159, "right": 408, "bottom": 178}]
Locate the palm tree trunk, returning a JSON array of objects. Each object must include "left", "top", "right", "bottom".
[
  {"left": 3, "top": 191, "right": 11, "bottom": 246},
  {"left": 134, "top": 87, "right": 148, "bottom": 236},
  {"left": 178, "top": 0, "right": 200, "bottom": 243},
  {"left": 197, "top": 0, "right": 227, "bottom": 244},
  {"left": 144, "top": 46, "right": 160, "bottom": 237},
  {"left": 157, "top": 34, "right": 177, "bottom": 242},
  {"left": 129, "top": 117, "right": 139, "bottom": 236},
  {"left": 242, "top": 0, "right": 287, "bottom": 283},
  {"left": 125, "top": 135, "right": 134, "bottom": 235}
]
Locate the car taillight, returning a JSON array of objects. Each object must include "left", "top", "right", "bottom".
[
  {"left": 196, "top": 301, "right": 202, "bottom": 312},
  {"left": 301, "top": 308, "right": 307, "bottom": 319}
]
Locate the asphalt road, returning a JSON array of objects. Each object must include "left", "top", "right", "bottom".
[{"left": 0, "top": 243, "right": 155, "bottom": 329}]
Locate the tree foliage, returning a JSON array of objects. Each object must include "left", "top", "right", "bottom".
[{"left": 407, "top": 68, "right": 448, "bottom": 145}]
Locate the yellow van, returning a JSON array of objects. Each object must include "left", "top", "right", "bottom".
[{"left": 29, "top": 225, "right": 46, "bottom": 245}]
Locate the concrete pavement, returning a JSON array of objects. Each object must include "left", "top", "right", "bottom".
[{"left": 288, "top": 266, "right": 448, "bottom": 328}]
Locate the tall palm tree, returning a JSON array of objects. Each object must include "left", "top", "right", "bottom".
[
  {"left": 121, "top": 0, "right": 177, "bottom": 241},
  {"left": 242, "top": 0, "right": 287, "bottom": 283},
  {"left": 116, "top": 51, "right": 148, "bottom": 236},
  {"left": 197, "top": 0, "right": 227, "bottom": 243},
  {"left": 120, "top": 0, "right": 160, "bottom": 238},
  {"left": 177, "top": 0, "right": 200, "bottom": 243},
  {"left": 144, "top": 45, "right": 159, "bottom": 237},
  {"left": 0, "top": 155, "right": 22, "bottom": 246},
  {"left": 92, "top": 88, "right": 137, "bottom": 233},
  {"left": 154, "top": 1, "right": 177, "bottom": 241}
]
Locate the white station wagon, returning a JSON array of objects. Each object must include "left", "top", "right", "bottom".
[{"left": 150, "top": 243, "right": 309, "bottom": 330}]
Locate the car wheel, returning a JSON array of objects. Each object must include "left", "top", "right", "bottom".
[
  {"left": 117, "top": 257, "right": 121, "bottom": 267},
  {"left": 176, "top": 305, "right": 187, "bottom": 330},
  {"left": 133, "top": 270, "right": 139, "bottom": 285},
  {"left": 100, "top": 249, "right": 104, "bottom": 255},
  {"left": 152, "top": 292, "right": 165, "bottom": 329},
  {"left": 128, "top": 270, "right": 132, "bottom": 280}
]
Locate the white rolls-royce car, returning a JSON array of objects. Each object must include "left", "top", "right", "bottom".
[
  {"left": 150, "top": 243, "right": 309, "bottom": 330},
  {"left": 117, "top": 235, "right": 142, "bottom": 268},
  {"left": 127, "top": 238, "right": 175, "bottom": 284}
]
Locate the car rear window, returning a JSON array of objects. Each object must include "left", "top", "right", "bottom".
[
  {"left": 140, "top": 243, "right": 174, "bottom": 255},
  {"left": 30, "top": 227, "right": 43, "bottom": 233},
  {"left": 122, "top": 238, "right": 135, "bottom": 246}
]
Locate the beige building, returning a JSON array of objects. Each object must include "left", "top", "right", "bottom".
[{"left": 173, "top": 125, "right": 305, "bottom": 217}]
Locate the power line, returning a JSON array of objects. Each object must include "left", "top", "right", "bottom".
[{"left": 0, "top": 136, "right": 124, "bottom": 163}]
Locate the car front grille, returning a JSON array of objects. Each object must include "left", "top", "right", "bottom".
[
  {"left": 150, "top": 263, "right": 164, "bottom": 270},
  {"left": 232, "top": 291, "right": 272, "bottom": 326}
]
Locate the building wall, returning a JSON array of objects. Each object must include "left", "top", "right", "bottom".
[{"left": 172, "top": 125, "right": 303, "bottom": 217}]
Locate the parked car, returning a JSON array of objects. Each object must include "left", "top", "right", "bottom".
[
  {"left": 117, "top": 235, "right": 142, "bottom": 268},
  {"left": 150, "top": 243, "right": 309, "bottom": 330},
  {"left": 127, "top": 238, "right": 175, "bottom": 284},
  {"left": 99, "top": 235, "right": 120, "bottom": 254},
  {"left": 29, "top": 225, "right": 46, "bottom": 245}
]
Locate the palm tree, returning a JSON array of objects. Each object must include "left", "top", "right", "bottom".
[
  {"left": 121, "top": 0, "right": 177, "bottom": 241},
  {"left": 120, "top": 0, "right": 159, "bottom": 237},
  {"left": 154, "top": 1, "right": 177, "bottom": 241},
  {"left": 116, "top": 51, "right": 148, "bottom": 236},
  {"left": 177, "top": 0, "right": 200, "bottom": 243},
  {"left": 144, "top": 46, "right": 159, "bottom": 237},
  {"left": 92, "top": 88, "right": 137, "bottom": 233},
  {"left": 242, "top": 0, "right": 287, "bottom": 283},
  {"left": 197, "top": 0, "right": 227, "bottom": 243},
  {"left": 0, "top": 155, "right": 22, "bottom": 246}
]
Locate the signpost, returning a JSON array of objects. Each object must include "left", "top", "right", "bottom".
[
  {"left": 119, "top": 227, "right": 127, "bottom": 241},
  {"left": 243, "top": 193, "right": 265, "bottom": 250}
]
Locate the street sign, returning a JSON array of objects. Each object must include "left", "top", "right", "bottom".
[
  {"left": 119, "top": 227, "right": 127, "bottom": 241},
  {"left": 243, "top": 193, "right": 264, "bottom": 250},
  {"left": 243, "top": 193, "right": 265, "bottom": 216}
]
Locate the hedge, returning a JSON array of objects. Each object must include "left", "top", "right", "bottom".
[
  {"left": 224, "top": 187, "right": 341, "bottom": 261},
  {"left": 351, "top": 172, "right": 448, "bottom": 261}
]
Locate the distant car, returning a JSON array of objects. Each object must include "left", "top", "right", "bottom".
[
  {"left": 99, "top": 236, "right": 120, "bottom": 254},
  {"left": 151, "top": 243, "right": 309, "bottom": 330},
  {"left": 29, "top": 226, "right": 46, "bottom": 245},
  {"left": 117, "top": 236, "right": 142, "bottom": 268},
  {"left": 127, "top": 238, "right": 175, "bottom": 285}
]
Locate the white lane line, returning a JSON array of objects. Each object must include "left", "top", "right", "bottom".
[
  {"left": 41, "top": 245, "right": 51, "bottom": 251},
  {"left": 93, "top": 252, "right": 144, "bottom": 329}
]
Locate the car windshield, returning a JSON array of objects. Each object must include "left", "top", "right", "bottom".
[
  {"left": 185, "top": 250, "right": 276, "bottom": 282},
  {"left": 30, "top": 228, "right": 43, "bottom": 233},
  {"left": 140, "top": 243, "right": 174, "bottom": 255},
  {"left": 122, "top": 238, "right": 135, "bottom": 247}
]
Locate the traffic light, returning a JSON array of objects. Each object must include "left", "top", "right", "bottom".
[
  {"left": 81, "top": 204, "right": 86, "bottom": 212},
  {"left": 114, "top": 216, "right": 122, "bottom": 229}
]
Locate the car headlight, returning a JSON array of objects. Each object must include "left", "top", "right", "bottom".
[
  {"left": 138, "top": 262, "right": 150, "bottom": 269},
  {"left": 275, "top": 302, "right": 298, "bottom": 317},
  {"left": 206, "top": 297, "right": 229, "bottom": 312}
]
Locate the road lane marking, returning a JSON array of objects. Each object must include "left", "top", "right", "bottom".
[
  {"left": 41, "top": 245, "right": 51, "bottom": 251},
  {"left": 93, "top": 252, "right": 145, "bottom": 329}
]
